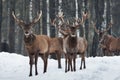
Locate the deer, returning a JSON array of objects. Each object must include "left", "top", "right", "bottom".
[
  {"left": 92, "top": 21, "right": 118, "bottom": 56},
  {"left": 49, "top": 37, "right": 63, "bottom": 68},
  {"left": 42, "top": 16, "right": 68, "bottom": 69},
  {"left": 57, "top": 12, "right": 88, "bottom": 72},
  {"left": 12, "top": 11, "right": 50, "bottom": 76}
]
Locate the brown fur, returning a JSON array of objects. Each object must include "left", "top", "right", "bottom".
[
  {"left": 49, "top": 37, "right": 63, "bottom": 68},
  {"left": 24, "top": 34, "right": 49, "bottom": 76},
  {"left": 62, "top": 31, "right": 87, "bottom": 72},
  {"left": 77, "top": 37, "right": 87, "bottom": 69},
  {"left": 100, "top": 34, "right": 120, "bottom": 56},
  {"left": 63, "top": 32, "right": 78, "bottom": 72},
  {"left": 12, "top": 11, "right": 50, "bottom": 76}
]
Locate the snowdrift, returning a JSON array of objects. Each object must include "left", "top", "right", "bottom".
[{"left": 0, "top": 52, "right": 120, "bottom": 80}]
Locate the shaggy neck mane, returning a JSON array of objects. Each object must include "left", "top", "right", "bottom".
[
  {"left": 24, "top": 34, "right": 36, "bottom": 45},
  {"left": 67, "top": 35, "right": 77, "bottom": 48}
]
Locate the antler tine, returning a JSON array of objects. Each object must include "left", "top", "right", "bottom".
[
  {"left": 67, "top": 19, "right": 70, "bottom": 25},
  {"left": 80, "top": 12, "right": 88, "bottom": 25},
  {"left": 91, "top": 21, "right": 100, "bottom": 34},
  {"left": 12, "top": 11, "right": 24, "bottom": 26},
  {"left": 57, "top": 11, "right": 65, "bottom": 23},
  {"left": 74, "top": 17, "right": 82, "bottom": 27},
  {"left": 12, "top": 11, "right": 18, "bottom": 21},
  {"left": 33, "top": 10, "right": 42, "bottom": 23},
  {"left": 102, "top": 22, "right": 113, "bottom": 33},
  {"left": 50, "top": 18, "right": 57, "bottom": 26}
]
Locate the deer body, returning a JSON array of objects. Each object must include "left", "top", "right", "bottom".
[
  {"left": 77, "top": 37, "right": 87, "bottom": 69},
  {"left": 100, "top": 34, "right": 120, "bottom": 56},
  {"left": 49, "top": 37, "right": 63, "bottom": 68},
  {"left": 64, "top": 34, "right": 78, "bottom": 72},
  {"left": 52, "top": 11, "right": 88, "bottom": 72},
  {"left": 24, "top": 34, "right": 49, "bottom": 54}
]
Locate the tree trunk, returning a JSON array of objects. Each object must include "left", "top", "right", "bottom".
[
  {"left": 77, "top": 0, "right": 84, "bottom": 37},
  {"left": 106, "top": 0, "right": 111, "bottom": 34},
  {"left": 16, "top": 0, "right": 24, "bottom": 54},
  {"left": 32, "top": 0, "right": 41, "bottom": 34},
  {"left": 0, "top": 0, "right": 2, "bottom": 51},
  {"left": 49, "top": 0, "right": 56, "bottom": 59},
  {"left": 8, "top": 0, "right": 15, "bottom": 53},
  {"left": 84, "top": 0, "right": 89, "bottom": 57},
  {"left": 42, "top": 0, "right": 47, "bottom": 35},
  {"left": 49, "top": 0, "right": 56, "bottom": 37},
  {"left": 91, "top": 0, "right": 105, "bottom": 57}
]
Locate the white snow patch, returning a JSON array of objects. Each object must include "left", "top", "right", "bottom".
[{"left": 0, "top": 52, "right": 120, "bottom": 80}]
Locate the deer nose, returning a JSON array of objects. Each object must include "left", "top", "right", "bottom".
[{"left": 25, "top": 31, "right": 29, "bottom": 34}]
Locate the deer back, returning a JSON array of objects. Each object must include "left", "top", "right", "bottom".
[
  {"left": 49, "top": 37, "right": 63, "bottom": 53},
  {"left": 77, "top": 37, "right": 87, "bottom": 53},
  {"left": 35, "top": 35, "right": 50, "bottom": 54}
]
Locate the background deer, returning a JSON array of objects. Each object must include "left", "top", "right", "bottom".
[
  {"left": 92, "top": 22, "right": 119, "bottom": 56},
  {"left": 12, "top": 11, "right": 50, "bottom": 76},
  {"left": 49, "top": 37, "right": 63, "bottom": 68}
]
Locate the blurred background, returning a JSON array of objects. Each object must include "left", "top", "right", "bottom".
[{"left": 0, "top": 0, "right": 120, "bottom": 57}]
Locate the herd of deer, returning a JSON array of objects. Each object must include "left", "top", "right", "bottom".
[{"left": 12, "top": 11, "right": 120, "bottom": 77}]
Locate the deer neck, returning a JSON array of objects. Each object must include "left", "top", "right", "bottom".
[
  {"left": 24, "top": 34, "right": 36, "bottom": 45},
  {"left": 68, "top": 35, "right": 77, "bottom": 48}
]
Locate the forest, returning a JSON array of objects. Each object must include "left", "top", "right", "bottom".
[{"left": 0, "top": 0, "right": 120, "bottom": 57}]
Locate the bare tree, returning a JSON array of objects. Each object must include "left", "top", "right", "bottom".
[
  {"left": 62, "top": 0, "right": 76, "bottom": 18},
  {"left": 8, "top": 0, "right": 15, "bottom": 53},
  {"left": 0, "top": 0, "right": 2, "bottom": 50},
  {"left": 91, "top": 0, "right": 105, "bottom": 57},
  {"left": 42, "top": 0, "right": 47, "bottom": 35}
]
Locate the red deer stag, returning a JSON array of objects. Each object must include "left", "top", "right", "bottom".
[
  {"left": 57, "top": 12, "right": 87, "bottom": 72},
  {"left": 92, "top": 22, "right": 118, "bottom": 56},
  {"left": 12, "top": 11, "right": 50, "bottom": 76}
]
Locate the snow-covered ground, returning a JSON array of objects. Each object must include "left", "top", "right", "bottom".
[{"left": 0, "top": 52, "right": 120, "bottom": 80}]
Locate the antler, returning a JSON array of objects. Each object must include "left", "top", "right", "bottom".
[
  {"left": 30, "top": 11, "right": 42, "bottom": 26},
  {"left": 57, "top": 11, "right": 65, "bottom": 23},
  {"left": 58, "top": 26, "right": 69, "bottom": 37},
  {"left": 12, "top": 11, "right": 25, "bottom": 26},
  {"left": 92, "top": 21, "right": 113, "bottom": 34},
  {"left": 80, "top": 12, "right": 88, "bottom": 25},
  {"left": 102, "top": 22, "right": 113, "bottom": 33},
  {"left": 73, "top": 12, "right": 88, "bottom": 27},
  {"left": 91, "top": 21, "right": 100, "bottom": 34},
  {"left": 50, "top": 11, "right": 65, "bottom": 27},
  {"left": 50, "top": 18, "right": 57, "bottom": 26}
]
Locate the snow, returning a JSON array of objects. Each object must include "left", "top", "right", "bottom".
[{"left": 0, "top": 52, "right": 120, "bottom": 80}]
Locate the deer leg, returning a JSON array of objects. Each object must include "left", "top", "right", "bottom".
[
  {"left": 83, "top": 53, "right": 86, "bottom": 69},
  {"left": 35, "top": 53, "right": 39, "bottom": 75},
  {"left": 73, "top": 54, "right": 76, "bottom": 71},
  {"left": 56, "top": 51, "right": 62, "bottom": 68},
  {"left": 65, "top": 54, "right": 68, "bottom": 73},
  {"left": 29, "top": 55, "right": 33, "bottom": 76},
  {"left": 43, "top": 53, "right": 48, "bottom": 73},
  {"left": 69, "top": 55, "right": 73, "bottom": 72},
  {"left": 80, "top": 54, "right": 83, "bottom": 70},
  {"left": 67, "top": 55, "right": 71, "bottom": 71}
]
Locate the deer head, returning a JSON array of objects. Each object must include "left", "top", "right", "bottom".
[
  {"left": 92, "top": 21, "right": 113, "bottom": 49},
  {"left": 92, "top": 21, "right": 113, "bottom": 41},
  {"left": 12, "top": 11, "right": 42, "bottom": 37},
  {"left": 68, "top": 12, "right": 88, "bottom": 37}
]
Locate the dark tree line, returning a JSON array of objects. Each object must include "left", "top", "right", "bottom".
[{"left": 0, "top": 0, "right": 120, "bottom": 57}]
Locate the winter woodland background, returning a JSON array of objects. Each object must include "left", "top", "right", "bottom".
[{"left": 0, "top": 0, "right": 120, "bottom": 57}]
